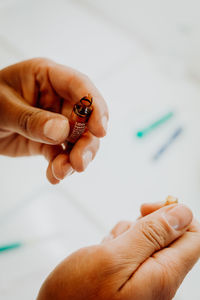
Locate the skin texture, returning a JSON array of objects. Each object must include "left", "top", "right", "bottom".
[
  {"left": 37, "top": 202, "right": 200, "bottom": 300},
  {"left": 0, "top": 58, "right": 109, "bottom": 184}
]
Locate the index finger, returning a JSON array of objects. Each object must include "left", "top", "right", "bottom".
[
  {"left": 140, "top": 196, "right": 179, "bottom": 217},
  {"left": 48, "top": 62, "right": 109, "bottom": 138}
]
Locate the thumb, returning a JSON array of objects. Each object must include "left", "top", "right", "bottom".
[
  {"left": 109, "top": 204, "right": 193, "bottom": 278},
  {"left": 0, "top": 85, "right": 70, "bottom": 144}
]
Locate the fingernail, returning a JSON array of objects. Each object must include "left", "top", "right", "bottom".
[
  {"left": 82, "top": 151, "right": 93, "bottom": 169},
  {"left": 164, "top": 204, "right": 193, "bottom": 230},
  {"left": 102, "top": 116, "right": 108, "bottom": 133},
  {"left": 44, "top": 119, "right": 68, "bottom": 142},
  {"left": 64, "top": 166, "right": 74, "bottom": 177},
  {"left": 52, "top": 162, "right": 74, "bottom": 180}
]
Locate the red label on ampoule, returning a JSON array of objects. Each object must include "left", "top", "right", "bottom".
[{"left": 68, "top": 122, "right": 86, "bottom": 144}]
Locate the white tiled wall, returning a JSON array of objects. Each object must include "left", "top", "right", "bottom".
[{"left": 0, "top": 1, "right": 200, "bottom": 299}]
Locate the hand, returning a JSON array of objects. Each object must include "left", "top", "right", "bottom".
[
  {"left": 0, "top": 58, "right": 108, "bottom": 184},
  {"left": 37, "top": 202, "right": 200, "bottom": 300}
]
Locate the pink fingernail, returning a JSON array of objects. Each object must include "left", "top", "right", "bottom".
[
  {"left": 164, "top": 205, "right": 193, "bottom": 230},
  {"left": 102, "top": 116, "right": 108, "bottom": 133},
  {"left": 44, "top": 119, "right": 68, "bottom": 141},
  {"left": 82, "top": 151, "right": 93, "bottom": 169}
]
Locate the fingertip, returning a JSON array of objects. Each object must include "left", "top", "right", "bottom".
[
  {"left": 88, "top": 114, "right": 108, "bottom": 138},
  {"left": 70, "top": 149, "right": 91, "bottom": 173},
  {"left": 52, "top": 154, "right": 74, "bottom": 180},
  {"left": 190, "top": 219, "right": 200, "bottom": 232},
  {"left": 69, "top": 133, "right": 99, "bottom": 172},
  {"left": 140, "top": 201, "right": 166, "bottom": 217},
  {"left": 162, "top": 203, "right": 193, "bottom": 231},
  {"left": 140, "top": 204, "right": 149, "bottom": 216},
  {"left": 46, "top": 162, "right": 60, "bottom": 184},
  {"left": 179, "top": 204, "right": 193, "bottom": 220},
  {"left": 140, "top": 203, "right": 156, "bottom": 217},
  {"left": 111, "top": 221, "right": 133, "bottom": 238}
]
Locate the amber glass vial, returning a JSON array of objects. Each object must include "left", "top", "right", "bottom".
[{"left": 66, "top": 94, "right": 93, "bottom": 151}]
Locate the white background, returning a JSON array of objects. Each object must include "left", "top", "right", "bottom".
[{"left": 0, "top": 0, "right": 200, "bottom": 299}]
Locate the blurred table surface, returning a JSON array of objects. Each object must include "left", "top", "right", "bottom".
[{"left": 0, "top": 0, "right": 200, "bottom": 299}]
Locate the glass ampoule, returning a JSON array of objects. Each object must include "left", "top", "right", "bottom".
[{"left": 64, "top": 94, "right": 93, "bottom": 152}]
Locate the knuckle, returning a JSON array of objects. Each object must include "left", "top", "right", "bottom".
[
  {"left": 18, "top": 109, "right": 42, "bottom": 134},
  {"left": 31, "top": 57, "right": 53, "bottom": 66},
  {"left": 73, "top": 71, "right": 93, "bottom": 91},
  {"left": 79, "top": 71, "right": 90, "bottom": 82},
  {"left": 31, "top": 57, "right": 54, "bottom": 75},
  {"left": 18, "top": 110, "right": 33, "bottom": 132},
  {"left": 116, "top": 220, "right": 127, "bottom": 228},
  {"left": 113, "top": 220, "right": 129, "bottom": 232},
  {"left": 140, "top": 219, "right": 168, "bottom": 250},
  {"left": 111, "top": 221, "right": 131, "bottom": 237}
]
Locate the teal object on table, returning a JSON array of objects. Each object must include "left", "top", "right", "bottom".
[
  {"left": 136, "top": 111, "right": 174, "bottom": 138},
  {"left": 0, "top": 242, "right": 22, "bottom": 253}
]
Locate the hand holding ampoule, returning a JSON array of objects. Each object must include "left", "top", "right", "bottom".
[{"left": 0, "top": 58, "right": 109, "bottom": 184}]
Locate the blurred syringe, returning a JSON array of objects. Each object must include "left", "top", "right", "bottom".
[{"left": 152, "top": 127, "right": 183, "bottom": 161}]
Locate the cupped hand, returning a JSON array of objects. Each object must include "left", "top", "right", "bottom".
[
  {"left": 37, "top": 202, "right": 200, "bottom": 300},
  {"left": 0, "top": 58, "right": 108, "bottom": 183}
]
